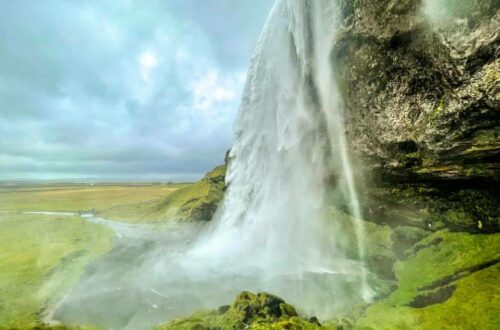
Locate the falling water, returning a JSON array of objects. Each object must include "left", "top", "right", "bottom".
[
  {"left": 53, "top": 1, "right": 373, "bottom": 328},
  {"left": 187, "top": 0, "right": 371, "bottom": 293}
]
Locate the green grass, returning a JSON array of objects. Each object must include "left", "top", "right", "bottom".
[
  {"left": 0, "top": 213, "right": 112, "bottom": 328},
  {"left": 0, "top": 166, "right": 225, "bottom": 225},
  {"left": 100, "top": 165, "right": 226, "bottom": 223},
  {"left": 0, "top": 184, "right": 187, "bottom": 214}
]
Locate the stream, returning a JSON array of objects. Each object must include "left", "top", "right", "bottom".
[{"left": 24, "top": 211, "right": 162, "bottom": 239}]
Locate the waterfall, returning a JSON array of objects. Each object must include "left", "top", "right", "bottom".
[
  {"left": 54, "top": 1, "right": 373, "bottom": 328},
  {"left": 180, "top": 0, "right": 373, "bottom": 312},
  {"left": 189, "top": 0, "right": 341, "bottom": 274}
]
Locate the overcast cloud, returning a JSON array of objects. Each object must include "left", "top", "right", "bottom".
[{"left": 0, "top": 0, "right": 273, "bottom": 181}]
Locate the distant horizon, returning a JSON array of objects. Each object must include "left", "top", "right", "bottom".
[{"left": 0, "top": 174, "right": 205, "bottom": 184}]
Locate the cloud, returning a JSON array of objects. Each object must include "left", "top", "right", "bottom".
[
  {"left": 191, "top": 70, "right": 243, "bottom": 112},
  {"left": 138, "top": 51, "right": 159, "bottom": 82},
  {"left": 0, "top": 0, "right": 273, "bottom": 181}
]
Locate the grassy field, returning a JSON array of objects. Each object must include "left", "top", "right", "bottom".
[
  {"left": 0, "top": 168, "right": 225, "bottom": 328},
  {"left": 0, "top": 164, "right": 225, "bottom": 225},
  {"left": 0, "top": 182, "right": 190, "bottom": 328},
  {"left": 0, "top": 212, "right": 113, "bottom": 328},
  {"left": 0, "top": 183, "right": 188, "bottom": 216},
  {"left": 100, "top": 165, "right": 226, "bottom": 223}
]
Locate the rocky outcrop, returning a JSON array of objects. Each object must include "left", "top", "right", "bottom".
[
  {"left": 155, "top": 291, "right": 323, "bottom": 330},
  {"left": 335, "top": 0, "right": 499, "bottom": 183},
  {"left": 333, "top": 0, "right": 499, "bottom": 233}
]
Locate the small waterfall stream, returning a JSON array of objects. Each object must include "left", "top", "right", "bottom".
[{"left": 53, "top": 1, "right": 374, "bottom": 328}]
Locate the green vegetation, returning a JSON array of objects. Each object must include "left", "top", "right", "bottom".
[
  {"left": 430, "top": 98, "right": 446, "bottom": 120},
  {"left": 2, "top": 165, "right": 498, "bottom": 330},
  {"left": 0, "top": 166, "right": 227, "bottom": 328},
  {"left": 462, "top": 127, "right": 500, "bottom": 155},
  {"left": 100, "top": 165, "right": 226, "bottom": 222},
  {"left": 0, "top": 165, "right": 227, "bottom": 225},
  {"left": 0, "top": 183, "right": 186, "bottom": 219},
  {"left": 325, "top": 207, "right": 397, "bottom": 281},
  {"left": 354, "top": 231, "right": 500, "bottom": 329},
  {"left": 0, "top": 212, "right": 112, "bottom": 329},
  {"left": 152, "top": 229, "right": 500, "bottom": 330},
  {"left": 156, "top": 291, "right": 326, "bottom": 330}
]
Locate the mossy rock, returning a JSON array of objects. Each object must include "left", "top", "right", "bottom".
[
  {"left": 155, "top": 292, "right": 327, "bottom": 330},
  {"left": 366, "top": 185, "right": 499, "bottom": 233}
]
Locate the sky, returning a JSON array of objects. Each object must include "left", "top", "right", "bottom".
[{"left": 0, "top": 0, "right": 273, "bottom": 182}]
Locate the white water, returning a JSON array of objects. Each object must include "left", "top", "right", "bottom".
[
  {"left": 53, "top": 1, "right": 373, "bottom": 328},
  {"left": 186, "top": 0, "right": 370, "bottom": 290}
]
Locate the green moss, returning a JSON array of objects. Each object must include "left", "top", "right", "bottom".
[
  {"left": 390, "top": 230, "right": 500, "bottom": 305},
  {"left": 166, "top": 165, "right": 226, "bottom": 221},
  {"left": 392, "top": 226, "right": 430, "bottom": 259},
  {"left": 430, "top": 98, "right": 446, "bottom": 120},
  {"left": 155, "top": 292, "right": 327, "bottom": 330},
  {"left": 0, "top": 213, "right": 112, "bottom": 328},
  {"left": 251, "top": 317, "right": 327, "bottom": 330},
  {"left": 326, "top": 207, "right": 394, "bottom": 261},
  {"left": 356, "top": 263, "right": 500, "bottom": 330},
  {"left": 355, "top": 230, "right": 500, "bottom": 329},
  {"left": 462, "top": 128, "right": 500, "bottom": 155},
  {"left": 411, "top": 163, "right": 496, "bottom": 180}
]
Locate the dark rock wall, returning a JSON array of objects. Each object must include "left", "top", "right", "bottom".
[
  {"left": 333, "top": 0, "right": 499, "bottom": 232},
  {"left": 335, "top": 0, "right": 499, "bottom": 182}
]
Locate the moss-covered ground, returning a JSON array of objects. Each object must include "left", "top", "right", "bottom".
[
  {"left": 0, "top": 213, "right": 112, "bottom": 329},
  {"left": 354, "top": 231, "right": 500, "bottom": 330}
]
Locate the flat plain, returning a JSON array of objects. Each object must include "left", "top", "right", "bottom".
[{"left": 0, "top": 182, "right": 188, "bottom": 328}]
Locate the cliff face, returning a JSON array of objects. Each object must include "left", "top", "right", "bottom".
[
  {"left": 334, "top": 0, "right": 499, "bottom": 233},
  {"left": 336, "top": 0, "right": 499, "bottom": 182},
  {"left": 325, "top": 2, "right": 500, "bottom": 329}
]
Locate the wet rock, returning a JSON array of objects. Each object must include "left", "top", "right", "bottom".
[{"left": 334, "top": 0, "right": 499, "bottom": 184}]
